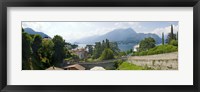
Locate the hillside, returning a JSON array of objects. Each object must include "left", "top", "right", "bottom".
[{"left": 24, "top": 28, "right": 50, "bottom": 38}]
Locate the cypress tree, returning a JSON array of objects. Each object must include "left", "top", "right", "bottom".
[
  {"left": 105, "top": 39, "right": 110, "bottom": 48},
  {"left": 171, "top": 24, "right": 174, "bottom": 40},
  {"left": 162, "top": 32, "right": 164, "bottom": 45}
]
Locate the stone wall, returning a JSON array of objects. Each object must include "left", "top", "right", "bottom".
[
  {"left": 127, "top": 52, "right": 178, "bottom": 70},
  {"left": 128, "top": 59, "right": 178, "bottom": 70}
]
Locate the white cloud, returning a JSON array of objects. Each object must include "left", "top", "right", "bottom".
[{"left": 151, "top": 25, "right": 179, "bottom": 37}]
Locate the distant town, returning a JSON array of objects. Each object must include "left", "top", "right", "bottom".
[{"left": 22, "top": 22, "right": 178, "bottom": 70}]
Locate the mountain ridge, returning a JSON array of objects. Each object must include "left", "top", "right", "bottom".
[
  {"left": 24, "top": 28, "right": 50, "bottom": 38},
  {"left": 76, "top": 28, "right": 161, "bottom": 44}
]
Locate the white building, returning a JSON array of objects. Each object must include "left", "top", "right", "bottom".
[{"left": 133, "top": 44, "right": 139, "bottom": 52}]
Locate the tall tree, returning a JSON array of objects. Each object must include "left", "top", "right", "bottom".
[
  {"left": 52, "top": 35, "right": 66, "bottom": 66},
  {"left": 105, "top": 39, "right": 110, "bottom": 48},
  {"left": 102, "top": 40, "right": 106, "bottom": 51},
  {"left": 22, "top": 31, "right": 33, "bottom": 70},
  {"left": 99, "top": 48, "right": 114, "bottom": 60},
  {"left": 162, "top": 32, "right": 164, "bottom": 45},
  {"left": 40, "top": 39, "right": 54, "bottom": 68},
  {"left": 171, "top": 24, "right": 174, "bottom": 40},
  {"left": 139, "top": 37, "right": 156, "bottom": 51},
  {"left": 109, "top": 42, "right": 120, "bottom": 55},
  {"left": 93, "top": 42, "right": 102, "bottom": 59},
  {"left": 32, "top": 35, "right": 42, "bottom": 57},
  {"left": 166, "top": 24, "right": 176, "bottom": 44}
]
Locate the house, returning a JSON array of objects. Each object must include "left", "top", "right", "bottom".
[
  {"left": 46, "top": 66, "right": 64, "bottom": 70},
  {"left": 133, "top": 44, "right": 139, "bottom": 52},
  {"left": 63, "top": 64, "right": 86, "bottom": 70},
  {"left": 71, "top": 48, "right": 87, "bottom": 59}
]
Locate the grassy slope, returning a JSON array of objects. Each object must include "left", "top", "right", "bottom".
[{"left": 117, "top": 62, "right": 143, "bottom": 70}]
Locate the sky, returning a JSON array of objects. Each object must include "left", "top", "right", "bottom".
[{"left": 22, "top": 21, "right": 178, "bottom": 43}]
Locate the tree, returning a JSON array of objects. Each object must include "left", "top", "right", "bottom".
[
  {"left": 166, "top": 24, "right": 177, "bottom": 43},
  {"left": 86, "top": 45, "right": 93, "bottom": 55},
  {"left": 32, "top": 35, "right": 42, "bottom": 57},
  {"left": 40, "top": 39, "right": 54, "bottom": 67},
  {"left": 139, "top": 37, "right": 156, "bottom": 51},
  {"left": 166, "top": 33, "right": 177, "bottom": 44},
  {"left": 162, "top": 32, "right": 164, "bottom": 45},
  {"left": 126, "top": 49, "right": 133, "bottom": 54},
  {"left": 105, "top": 39, "right": 110, "bottom": 48},
  {"left": 101, "top": 40, "right": 106, "bottom": 52},
  {"left": 22, "top": 31, "right": 33, "bottom": 70},
  {"left": 169, "top": 39, "right": 178, "bottom": 46},
  {"left": 99, "top": 48, "right": 114, "bottom": 60},
  {"left": 171, "top": 24, "right": 174, "bottom": 40},
  {"left": 109, "top": 42, "right": 120, "bottom": 55},
  {"left": 93, "top": 39, "right": 120, "bottom": 59},
  {"left": 30, "top": 34, "right": 43, "bottom": 68},
  {"left": 93, "top": 42, "right": 102, "bottom": 59},
  {"left": 52, "top": 35, "right": 66, "bottom": 66},
  {"left": 22, "top": 28, "right": 24, "bottom": 32}
]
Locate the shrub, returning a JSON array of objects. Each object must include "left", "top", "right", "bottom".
[
  {"left": 133, "top": 45, "right": 178, "bottom": 56},
  {"left": 169, "top": 40, "right": 178, "bottom": 46},
  {"left": 99, "top": 48, "right": 114, "bottom": 60}
]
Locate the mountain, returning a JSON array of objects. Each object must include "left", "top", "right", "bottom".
[
  {"left": 76, "top": 28, "right": 161, "bottom": 44},
  {"left": 24, "top": 28, "right": 50, "bottom": 38}
]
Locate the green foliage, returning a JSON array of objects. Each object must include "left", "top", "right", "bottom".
[
  {"left": 99, "top": 48, "right": 114, "bottom": 60},
  {"left": 162, "top": 32, "right": 164, "bottom": 45},
  {"left": 52, "top": 35, "right": 66, "bottom": 66},
  {"left": 22, "top": 31, "right": 33, "bottom": 70},
  {"left": 22, "top": 28, "right": 24, "bottom": 32},
  {"left": 105, "top": 39, "right": 110, "bottom": 48},
  {"left": 93, "top": 42, "right": 102, "bottom": 59},
  {"left": 40, "top": 39, "right": 54, "bottom": 68},
  {"left": 117, "top": 62, "right": 143, "bottom": 70},
  {"left": 126, "top": 49, "right": 133, "bottom": 55},
  {"left": 166, "top": 25, "right": 178, "bottom": 44},
  {"left": 101, "top": 40, "right": 106, "bottom": 51},
  {"left": 139, "top": 37, "right": 156, "bottom": 51},
  {"left": 32, "top": 35, "right": 42, "bottom": 55},
  {"left": 166, "top": 33, "right": 177, "bottom": 44},
  {"left": 109, "top": 42, "right": 120, "bottom": 55},
  {"left": 169, "top": 39, "right": 178, "bottom": 46},
  {"left": 119, "top": 52, "right": 126, "bottom": 56},
  {"left": 133, "top": 45, "right": 178, "bottom": 56},
  {"left": 171, "top": 24, "right": 174, "bottom": 39},
  {"left": 93, "top": 39, "right": 120, "bottom": 59},
  {"left": 31, "top": 35, "right": 43, "bottom": 66},
  {"left": 22, "top": 32, "right": 33, "bottom": 60},
  {"left": 114, "top": 60, "right": 123, "bottom": 69}
]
